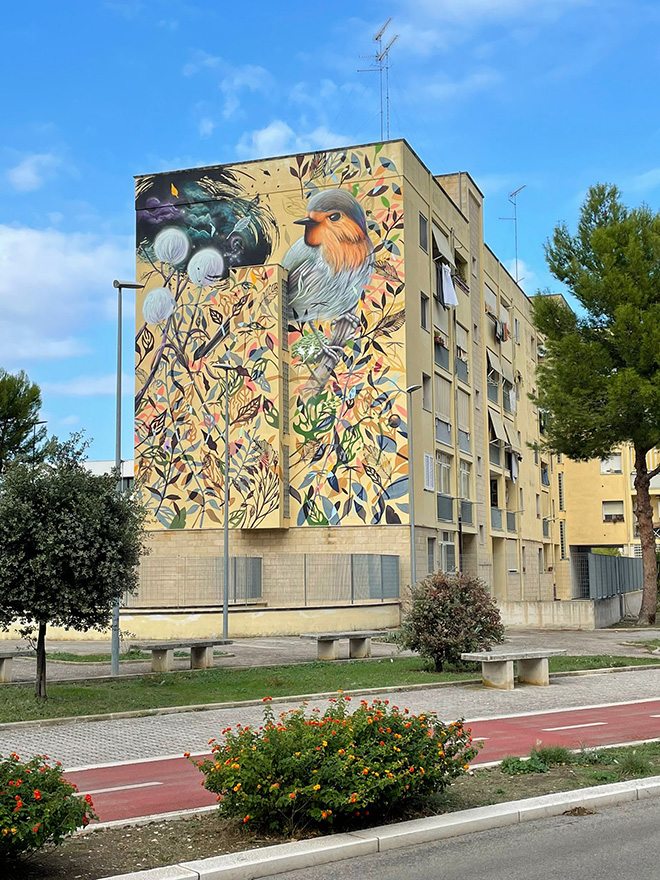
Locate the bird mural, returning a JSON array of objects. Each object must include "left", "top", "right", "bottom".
[{"left": 283, "top": 188, "right": 374, "bottom": 388}]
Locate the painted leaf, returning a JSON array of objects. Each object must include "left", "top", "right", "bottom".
[
  {"left": 320, "top": 495, "right": 341, "bottom": 525},
  {"left": 376, "top": 434, "right": 397, "bottom": 453},
  {"left": 382, "top": 476, "right": 408, "bottom": 500},
  {"left": 169, "top": 508, "right": 187, "bottom": 529}
]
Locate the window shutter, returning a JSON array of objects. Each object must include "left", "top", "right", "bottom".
[{"left": 423, "top": 453, "right": 435, "bottom": 491}]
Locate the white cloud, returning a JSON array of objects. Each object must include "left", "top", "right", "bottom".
[
  {"left": 504, "top": 258, "right": 537, "bottom": 292},
  {"left": 397, "top": 0, "right": 584, "bottom": 24},
  {"left": 198, "top": 117, "right": 215, "bottom": 138},
  {"left": 423, "top": 68, "right": 503, "bottom": 102},
  {"left": 42, "top": 373, "right": 132, "bottom": 397},
  {"left": 183, "top": 50, "right": 222, "bottom": 77},
  {"left": 183, "top": 52, "right": 273, "bottom": 118},
  {"left": 0, "top": 224, "right": 132, "bottom": 364},
  {"left": 629, "top": 168, "right": 660, "bottom": 193},
  {"left": 236, "top": 121, "right": 348, "bottom": 160},
  {"left": 7, "top": 153, "right": 62, "bottom": 192},
  {"left": 472, "top": 173, "right": 516, "bottom": 197}
]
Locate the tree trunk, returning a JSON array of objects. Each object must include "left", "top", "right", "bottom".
[
  {"left": 35, "top": 620, "right": 47, "bottom": 701},
  {"left": 634, "top": 447, "right": 657, "bottom": 626}
]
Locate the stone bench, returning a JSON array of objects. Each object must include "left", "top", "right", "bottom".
[
  {"left": 460, "top": 649, "right": 566, "bottom": 690},
  {"left": 0, "top": 651, "right": 25, "bottom": 683},
  {"left": 130, "top": 640, "right": 233, "bottom": 673},
  {"left": 300, "top": 631, "right": 387, "bottom": 661}
]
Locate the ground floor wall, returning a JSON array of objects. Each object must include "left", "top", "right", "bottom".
[{"left": 499, "top": 589, "right": 643, "bottom": 630}]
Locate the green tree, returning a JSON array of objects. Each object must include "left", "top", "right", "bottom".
[
  {"left": 533, "top": 184, "right": 660, "bottom": 625},
  {"left": 0, "top": 435, "right": 148, "bottom": 698},
  {"left": 0, "top": 368, "right": 48, "bottom": 474}
]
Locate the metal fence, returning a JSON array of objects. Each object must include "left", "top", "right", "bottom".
[
  {"left": 572, "top": 551, "right": 643, "bottom": 600},
  {"left": 127, "top": 553, "right": 399, "bottom": 609}
]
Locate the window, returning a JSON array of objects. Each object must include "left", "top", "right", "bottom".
[
  {"left": 459, "top": 460, "right": 471, "bottom": 499},
  {"left": 282, "top": 445, "right": 290, "bottom": 519},
  {"left": 439, "top": 532, "right": 456, "bottom": 572},
  {"left": 455, "top": 324, "right": 469, "bottom": 382},
  {"left": 490, "top": 478, "right": 499, "bottom": 507},
  {"left": 435, "top": 374, "right": 451, "bottom": 421},
  {"left": 419, "top": 212, "right": 429, "bottom": 252},
  {"left": 534, "top": 449, "right": 539, "bottom": 466},
  {"left": 423, "top": 453, "right": 435, "bottom": 491},
  {"left": 436, "top": 452, "right": 452, "bottom": 495},
  {"left": 422, "top": 373, "right": 432, "bottom": 411},
  {"left": 600, "top": 453, "right": 622, "bottom": 474},
  {"left": 503, "top": 379, "right": 515, "bottom": 413},
  {"left": 487, "top": 368, "right": 499, "bottom": 404},
  {"left": 420, "top": 292, "right": 430, "bottom": 331},
  {"left": 457, "top": 388, "right": 470, "bottom": 452},
  {"left": 559, "top": 520, "right": 567, "bottom": 559},
  {"left": 558, "top": 472, "right": 565, "bottom": 511},
  {"left": 519, "top": 487, "right": 524, "bottom": 512},
  {"left": 541, "top": 462, "right": 550, "bottom": 487},
  {"left": 434, "top": 296, "right": 449, "bottom": 332},
  {"left": 531, "top": 335, "right": 537, "bottom": 361},
  {"left": 602, "top": 500, "right": 624, "bottom": 522},
  {"left": 557, "top": 453, "right": 563, "bottom": 464},
  {"left": 507, "top": 539, "right": 519, "bottom": 572},
  {"left": 536, "top": 494, "right": 541, "bottom": 518},
  {"left": 484, "top": 284, "right": 498, "bottom": 315},
  {"left": 427, "top": 537, "right": 436, "bottom": 574},
  {"left": 513, "top": 317, "right": 520, "bottom": 344}
]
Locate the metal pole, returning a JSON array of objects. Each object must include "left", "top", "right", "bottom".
[
  {"left": 223, "top": 372, "right": 230, "bottom": 641},
  {"left": 111, "top": 285, "right": 122, "bottom": 676}
]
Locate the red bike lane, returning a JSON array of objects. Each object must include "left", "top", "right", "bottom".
[{"left": 65, "top": 698, "right": 660, "bottom": 823}]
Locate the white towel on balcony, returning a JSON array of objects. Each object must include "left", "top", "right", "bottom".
[{"left": 441, "top": 262, "right": 459, "bottom": 306}]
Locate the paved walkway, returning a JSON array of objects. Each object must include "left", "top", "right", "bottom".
[{"left": 3, "top": 627, "right": 659, "bottom": 683}]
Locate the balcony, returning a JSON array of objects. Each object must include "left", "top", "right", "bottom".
[
  {"left": 458, "top": 429, "right": 470, "bottom": 453},
  {"left": 487, "top": 381, "right": 499, "bottom": 404},
  {"left": 434, "top": 342, "right": 450, "bottom": 371},
  {"left": 437, "top": 494, "right": 454, "bottom": 522},
  {"left": 506, "top": 511, "right": 516, "bottom": 532},
  {"left": 489, "top": 441, "right": 501, "bottom": 466},
  {"left": 435, "top": 417, "right": 451, "bottom": 446},
  {"left": 455, "top": 357, "right": 469, "bottom": 383},
  {"left": 460, "top": 499, "right": 473, "bottom": 525},
  {"left": 542, "top": 519, "right": 550, "bottom": 538},
  {"left": 491, "top": 507, "right": 503, "bottom": 530}
]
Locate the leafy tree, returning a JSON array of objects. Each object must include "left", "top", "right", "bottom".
[
  {"left": 0, "top": 435, "right": 148, "bottom": 698},
  {"left": 399, "top": 571, "right": 504, "bottom": 671},
  {"left": 0, "top": 368, "right": 48, "bottom": 474},
  {"left": 533, "top": 184, "right": 660, "bottom": 625}
]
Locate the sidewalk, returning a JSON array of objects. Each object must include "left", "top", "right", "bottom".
[{"left": 3, "top": 627, "right": 659, "bottom": 683}]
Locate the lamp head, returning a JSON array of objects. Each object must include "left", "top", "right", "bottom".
[
  {"left": 405, "top": 384, "right": 422, "bottom": 394},
  {"left": 113, "top": 280, "right": 145, "bottom": 290}
]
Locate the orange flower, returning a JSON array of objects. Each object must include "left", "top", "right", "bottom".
[
  {"left": 243, "top": 815, "right": 251, "bottom": 823},
  {"left": 313, "top": 784, "right": 321, "bottom": 791},
  {"left": 183, "top": 752, "right": 191, "bottom": 758},
  {"left": 289, "top": 791, "right": 297, "bottom": 799},
  {"left": 362, "top": 768, "right": 369, "bottom": 775}
]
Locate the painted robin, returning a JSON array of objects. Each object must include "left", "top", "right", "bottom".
[{"left": 283, "top": 188, "right": 374, "bottom": 367}]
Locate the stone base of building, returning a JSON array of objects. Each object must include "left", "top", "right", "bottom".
[
  {"left": 0, "top": 602, "right": 401, "bottom": 642},
  {"left": 499, "top": 591, "right": 643, "bottom": 630}
]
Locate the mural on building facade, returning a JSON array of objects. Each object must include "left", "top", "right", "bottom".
[{"left": 135, "top": 145, "right": 408, "bottom": 530}]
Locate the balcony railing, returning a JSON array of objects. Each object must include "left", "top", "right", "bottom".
[
  {"left": 542, "top": 519, "right": 550, "bottom": 538},
  {"left": 455, "top": 357, "right": 469, "bottom": 383},
  {"left": 491, "top": 507, "right": 503, "bottom": 530},
  {"left": 487, "top": 381, "right": 499, "bottom": 404},
  {"left": 437, "top": 494, "right": 453, "bottom": 522},
  {"left": 435, "top": 417, "right": 451, "bottom": 446},
  {"left": 506, "top": 511, "right": 516, "bottom": 532},
  {"left": 434, "top": 343, "right": 450, "bottom": 370},
  {"left": 460, "top": 499, "right": 473, "bottom": 525},
  {"left": 489, "top": 441, "right": 501, "bottom": 466},
  {"left": 458, "top": 429, "right": 470, "bottom": 453}
]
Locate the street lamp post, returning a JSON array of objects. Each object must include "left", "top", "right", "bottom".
[
  {"left": 406, "top": 384, "right": 422, "bottom": 586},
  {"left": 111, "top": 279, "right": 144, "bottom": 677},
  {"left": 212, "top": 359, "right": 235, "bottom": 641}
]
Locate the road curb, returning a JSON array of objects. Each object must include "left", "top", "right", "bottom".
[
  {"left": 3, "top": 663, "right": 660, "bottom": 731},
  {"left": 96, "top": 775, "right": 660, "bottom": 880}
]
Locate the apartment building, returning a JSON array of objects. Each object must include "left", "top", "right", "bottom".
[{"left": 129, "top": 139, "right": 570, "bottom": 639}]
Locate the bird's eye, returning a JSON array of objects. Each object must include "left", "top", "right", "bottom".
[{"left": 328, "top": 212, "right": 341, "bottom": 222}]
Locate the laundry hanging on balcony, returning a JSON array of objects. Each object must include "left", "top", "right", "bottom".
[{"left": 441, "top": 262, "right": 459, "bottom": 307}]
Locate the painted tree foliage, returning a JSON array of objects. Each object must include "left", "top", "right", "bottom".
[
  {"left": 533, "top": 183, "right": 660, "bottom": 624},
  {"left": 135, "top": 145, "right": 409, "bottom": 531}
]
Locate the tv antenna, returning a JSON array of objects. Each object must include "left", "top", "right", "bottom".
[
  {"left": 358, "top": 18, "right": 399, "bottom": 140},
  {"left": 499, "top": 185, "right": 526, "bottom": 284}
]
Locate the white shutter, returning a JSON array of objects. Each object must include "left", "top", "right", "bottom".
[
  {"left": 457, "top": 389, "right": 470, "bottom": 431},
  {"left": 435, "top": 374, "right": 451, "bottom": 418},
  {"left": 423, "top": 453, "right": 435, "bottom": 491}
]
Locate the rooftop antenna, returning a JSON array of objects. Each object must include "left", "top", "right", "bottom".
[
  {"left": 499, "top": 185, "right": 526, "bottom": 284},
  {"left": 358, "top": 18, "right": 399, "bottom": 140}
]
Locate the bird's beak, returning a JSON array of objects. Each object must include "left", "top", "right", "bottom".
[{"left": 294, "top": 217, "right": 318, "bottom": 226}]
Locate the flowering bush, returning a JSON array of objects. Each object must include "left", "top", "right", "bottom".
[
  {"left": 0, "top": 753, "right": 96, "bottom": 860},
  {"left": 195, "top": 696, "right": 478, "bottom": 834},
  {"left": 400, "top": 572, "right": 505, "bottom": 671}
]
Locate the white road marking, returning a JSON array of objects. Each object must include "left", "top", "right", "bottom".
[
  {"left": 79, "top": 782, "right": 164, "bottom": 796},
  {"left": 649, "top": 715, "right": 660, "bottom": 719},
  {"left": 472, "top": 737, "right": 489, "bottom": 741},
  {"left": 541, "top": 721, "right": 608, "bottom": 732},
  {"left": 66, "top": 752, "right": 208, "bottom": 773},
  {"left": 466, "top": 696, "right": 660, "bottom": 724}
]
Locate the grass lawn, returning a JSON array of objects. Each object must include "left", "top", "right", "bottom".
[
  {"left": 12, "top": 740, "right": 660, "bottom": 880},
  {"left": 1, "top": 654, "right": 658, "bottom": 724}
]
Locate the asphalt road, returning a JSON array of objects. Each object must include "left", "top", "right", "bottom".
[{"left": 265, "top": 797, "right": 660, "bottom": 880}]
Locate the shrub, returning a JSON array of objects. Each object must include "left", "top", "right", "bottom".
[
  {"left": 195, "top": 696, "right": 478, "bottom": 834},
  {"left": 530, "top": 745, "right": 573, "bottom": 766},
  {"left": 399, "top": 572, "right": 505, "bottom": 671},
  {"left": 0, "top": 753, "right": 96, "bottom": 861},
  {"left": 500, "top": 754, "right": 549, "bottom": 775}
]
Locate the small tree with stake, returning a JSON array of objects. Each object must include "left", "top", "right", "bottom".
[
  {"left": 533, "top": 183, "right": 660, "bottom": 625},
  {"left": 0, "top": 434, "right": 148, "bottom": 699}
]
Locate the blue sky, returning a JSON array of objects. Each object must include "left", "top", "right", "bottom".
[{"left": 2, "top": 0, "right": 658, "bottom": 460}]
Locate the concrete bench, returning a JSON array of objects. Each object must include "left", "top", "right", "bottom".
[
  {"left": 460, "top": 649, "right": 566, "bottom": 690},
  {"left": 300, "top": 631, "right": 387, "bottom": 661},
  {"left": 0, "top": 651, "right": 24, "bottom": 683},
  {"left": 130, "top": 640, "right": 232, "bottom": 673}
]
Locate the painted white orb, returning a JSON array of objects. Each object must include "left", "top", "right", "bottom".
[
  {"left": 153, "top": 227, "right": 191, "bottom": 265},
  {"left": 142, "top": 287, "right": 175, "bottom": 324},
  {"left": 187, "top": 247, "right": 225, "bottom": 286}
]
